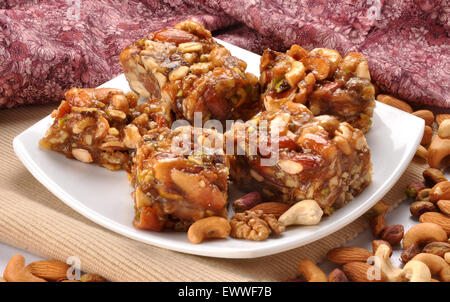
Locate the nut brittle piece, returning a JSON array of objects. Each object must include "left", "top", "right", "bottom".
[
  {"left": 226, "top": 101, "right": 372, "bottom": 212},
  {"left": 120, "top": 20, "right": 261, "bottom": 124},
  {"left": 39, "top": 88, "right": 171, "bottom": 171},
  {"left": 260, "top": 46, "right": 375, "bottom": 133},
  {"left": 130, "top": 126, "right": 230, "bottom": 231}
]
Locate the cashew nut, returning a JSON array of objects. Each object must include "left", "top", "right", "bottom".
[
  {"left": 187, "top": 217, "right": 231, "bottom": 244},
  {"left": 278, "top": 199, "right": 323, "bottom": 226},
  {"left": 402, "top": 260, "right": 432, "bottom": 282},
  {"left": 445, "top": 252, "right": 450, "bottom": 264},
  {"left": 402, "top": 223, "right": 448, "bottom": 250},
  {"left": 297, "top": 258, "right": 327, "bottom": 282},
  {"left": 374, "top": 244, "right": 404, "bottom": 282},
  {"left": 427, "top": 136, "right": 450, "bottom": 168},
  {"left": 438, "top": 119, "right": 450, "bottom": 139},
  {"left": 412, "top": 253, "right": 450, "bottom": 282},
  {"left": 3, "top": 254, "right": 47, "bottom": 282}
]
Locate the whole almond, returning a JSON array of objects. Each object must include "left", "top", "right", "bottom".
[
  {"left": 381, "top": 224, "right": 404, "bottom": 245},
  {"left": 376, "top": 94, "right": 413, "bottom": 113},
  {"left": 421, "top": 126, "right": 433, "bottom": 145},
  {"left": 437, "top": 200, "right": 450, "bottom": 215},
  {"left": 250, "top": 202, "right": 290, "bottom": 218},
  {"left": 328, "top": 268, "right": 348, "bottom": 282},
  {"left": 430, "top": 181, "right": 450, "bottom": 202},
  {"left": 343, "top": 262, "right": 384, "bottom": 282},
  {"left": 419, "top": 212, "right": 450, "bottom": 235},
  {"left": 412, "top": 110, "right": 434, "bottom": 126},
  {"left": 27, "top": 260, "right": 70, "bottom": 281},
  {"left": 436, "top": 114, "right": 450, "bottom": 126},
  {"left": 326, "top": 247, "right": 373, "bottom": 265}
]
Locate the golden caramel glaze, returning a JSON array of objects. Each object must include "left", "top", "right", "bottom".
[
  {"left": 39, "top": 88, "right": 171, "bottom": 171},
  {"left": 226, "top": 101, "right": 372, "bottom": 213},
  {"left": 120, "top": 20, "right": 261, "bottom": 125},
  {"left": 130, "top": 126, "right": 230, "bottom": 231},
  {"left": 260, "top": 45, "right": 375, "bottom": 133}
]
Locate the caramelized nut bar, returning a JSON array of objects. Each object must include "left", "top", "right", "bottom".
[
  {"left": 260, "top": 45, "right": 375, "bottom": 133},
  {"left": 39, "top": 88, "right": 171, "bottom": 171},
  {"left": 130, "top": 126, "right": 229, "bottom": 231},
  {"left": 226, "top": 102, "right": 372, "bottom": 214},
  {"left": 120, "top": 20, "right": 261, "bottom": 124}
]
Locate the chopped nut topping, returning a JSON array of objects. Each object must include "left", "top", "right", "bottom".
[{"left": 72, "top": 149, "right": 93, "bottom": 163}]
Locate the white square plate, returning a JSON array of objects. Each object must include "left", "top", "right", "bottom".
[{"left": 13, "top": 40, "right": 424, "bottom": 258}]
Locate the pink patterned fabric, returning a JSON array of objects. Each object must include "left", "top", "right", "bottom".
[{"left": 0, "top": 0, "right": 449, "bottom": 109}]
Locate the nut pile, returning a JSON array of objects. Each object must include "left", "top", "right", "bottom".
[
  {"left": 283, "top": 115, "right": 450, "bottom": 282},
  {"left": 376, "top": 95, "right": 450, "bottom": 169},
  {"left": 0, "top": 254, "right": 105, "bottom": 282}
]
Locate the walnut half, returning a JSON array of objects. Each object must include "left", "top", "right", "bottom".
[{"left": 230, "top": 210, "right": 285, "bottom": 241}]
